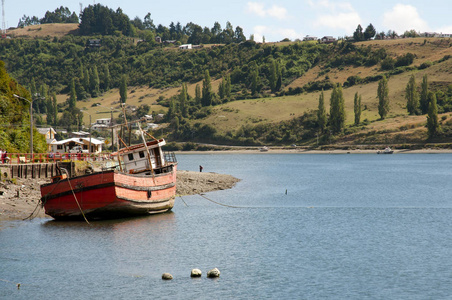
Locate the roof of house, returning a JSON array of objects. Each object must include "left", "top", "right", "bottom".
[
  {"left": 51, "top": 137, "right": 104, "bottom": 146},
  {"left": 37, "top": 127, "right": 56, "bottom": 135}
]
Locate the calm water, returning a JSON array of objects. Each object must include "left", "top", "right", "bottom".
[{"left": 1, "top": 154, "right": 452, "bottom": 299}]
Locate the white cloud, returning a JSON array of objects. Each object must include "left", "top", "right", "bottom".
[
  {"left": 308, "top": 0, "right": 361, "bottom": 33},
  {"left": 267, "top": 5, "right": 289, "bottom": 20},
  {"left": 246, "top": 2, "right": 289, "bottom": 20},
  {"left": 314, "top": 11, "right": 361, "bottom": 33},
  {"left": 246, "top": 2, "right": 266, "bottom": 17},
  {"left": 383, "top": 4, "right": 429, "bottom": 33}
]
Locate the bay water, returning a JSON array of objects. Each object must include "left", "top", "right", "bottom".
[{"left": 1, "top": 153, "right": 452, "bottom": 299}]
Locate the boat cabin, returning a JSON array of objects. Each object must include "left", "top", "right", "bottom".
[{"left": 119, "top": 139, "right": 167, "bottom": 174}]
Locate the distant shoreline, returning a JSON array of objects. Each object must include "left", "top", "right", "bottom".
[{"left": 175, "top": 148, "right": 452, "bottom": 155}]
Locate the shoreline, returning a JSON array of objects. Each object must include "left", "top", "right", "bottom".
[
  {"left": 0, "top": 170, "right": 240, "bottom": 222},
  {"left": 175, "top": 148, "right": 452, "bottom": 154}
]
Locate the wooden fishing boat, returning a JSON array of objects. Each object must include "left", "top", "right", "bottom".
[{"left": 40, "top": 137, "right": 177, "bottom": 220}]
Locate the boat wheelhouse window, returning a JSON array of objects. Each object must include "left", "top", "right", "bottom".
[
  {"left": 128, "top": 153, "right": 134, "bottom": 161},
  {"left": 139, "top": 151, "right": 145, "bottom": 158}
]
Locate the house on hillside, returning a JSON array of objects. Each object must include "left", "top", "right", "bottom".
[
  {"left": 87, "top": 39, "right": 101, "bottom": 48},
  {"left": 303, "top": 35, "right": 317, "bottom": 41},
  {"left": 37, "top": 127, "right": 57, "bottom": 152},
  {"left": 51, "top": 137, "right": 104, "bottom": 154},
  {"left": 320, "top": 36, "right": 336, "bottom": 43},
  {"left": 92, "top": 118, "right": 112, "bottom": 131},
  {"left": 179, "top": 44, "right": 192, "bottom": 50}
]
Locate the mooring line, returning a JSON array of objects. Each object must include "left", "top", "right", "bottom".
[
  {"left": 61, "top": 168, "right": 90, "bottom": 225},
  {"left": 178, "top": 196, "right": 189, "bottom": 207},
  {"left": 197, "top": 193, "right": 244, "bottom": 208},
  {"left": 0, "top": 278, "right": 21, "bottom": 289}
]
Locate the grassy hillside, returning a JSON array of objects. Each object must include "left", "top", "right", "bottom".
[{"left": 4, "top": 24, "right": 452, "bottom": 148}]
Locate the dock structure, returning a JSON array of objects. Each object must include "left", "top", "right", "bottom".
[{"left": 1, "top": 163, "right": 58, "bottom": 179}]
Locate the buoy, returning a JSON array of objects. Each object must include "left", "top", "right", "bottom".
[
  {"left": 162, "top": 273, "right": 173, "bottom": 280},
  {"left": 207, "top": 268, "right": 220, "bottom": 278},
  {"left": 17, "top": 283, "right": 20, "bottom": 289},
  {"left": 191, "top": 268, "right": 202, "bottom": 277}
]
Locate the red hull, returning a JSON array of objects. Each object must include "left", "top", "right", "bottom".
[{"left": 40, "top": 164, "right": 177, "bottom": 220}]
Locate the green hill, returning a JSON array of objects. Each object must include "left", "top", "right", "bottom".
[{"left": 2, "top": 23, "right": 452, "bottom": 150}]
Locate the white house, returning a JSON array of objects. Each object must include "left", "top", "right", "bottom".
[
  {"left": 51, "top": 137, "right": 104, "bottom": 154},
  {"left": 320, "top": 36, "right": 336, "bottom": 43},
  {"left": 303, "top": 35, "right": 317, "bottom": 41},
  {"left": 179, "top": 44, "right": 192, "bottom": 50},
  {"left": 92, "top": 118, "right": 112, "bottom": 131}
]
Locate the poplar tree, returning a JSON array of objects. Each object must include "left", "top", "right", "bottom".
[
  {"left": 119, "top": 75, "right": 127, "bottom": 103},
  {"left": 317, "top": 90, "right": 327, "bottom": 132},
  {"left": 179, "top": 83, "right": 188, "bottom": 117},
  {"left": 201, "top": 70, "right": 212, "bottom": 106},
  {"left": 405, "top": 74, "right": 419, "bottom": 115},
  {"left": 218, "top": 79, "right": 225, "bottom": 100},
  {"left": 225, "top": 74, "right": 231, "bottom": 99},
  {"left": 329, "top": 84, "right": 346, "bottom": 133},
  {"left": 52, "top": 93, "right": 58, "bottom": 125},
  {"left": 420, "top": 74, "right": 429, "bottom": 114},
  {"left": 69, "top": 78, "right": 77, "bottom": 108},
  {"left": 377, "top": 75, "right": 390, "bottom": 119},
  {"left": 102, "top": 64, "right": 111, "bottom": 91},
  {"left": 354, "top": 92, "right": 361, "bottom": 125},
  {"left": 427, "top": 91, "right": 439, "bottom": 138},
  {"left": 90, "top": 66, "right": 100, "bottom": 97},
  {"left": 83, "top": 68, "right": 90, "bottom": 93},
  {"left": 195, "top": 84, "right": 201, "bottom": 105}
]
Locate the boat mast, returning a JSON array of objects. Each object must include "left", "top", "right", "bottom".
[{"left": 138, "top": 122, "right": 154, "bottom": 175}]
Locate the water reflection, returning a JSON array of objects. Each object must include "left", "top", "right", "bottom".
[{"left": 41, "top": 211, "right": 176, "bottom": 232}]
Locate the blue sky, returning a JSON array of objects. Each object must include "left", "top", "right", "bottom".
[{"left": 5, "top": 0, "right": 452, "bottom": 42}]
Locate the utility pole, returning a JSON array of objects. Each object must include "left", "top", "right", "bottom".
[{"left": 13, "top": 94, "right": 33, "bottom": 153}]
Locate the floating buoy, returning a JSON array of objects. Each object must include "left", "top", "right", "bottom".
[
  {"left": 162, "top": 273, "right": 173, "bottom": 280},
  {"left": 207, "top": 268, "right": 220, "bottom": 278},
  {"left": 191, "top": 269, "right": 202, "bottom": 277}
]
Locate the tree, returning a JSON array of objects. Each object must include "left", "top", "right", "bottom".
[
  {"left": 329, "top": 84, "right": 346, "bottom": 133},
  {"left": 405, "top": 74, "right": 419, "bottom": 115},
  {"left": 354, "top": 92, "right": 362, "bottom": 125},
  {"left": 119, "top": 75, "right": 127, "bottom": 103},
  {"left": 101, "top": 64, "right": 111, "bottom": 91},
  {"left": 364, "top": 24, "right": 376, "bottom": 40},
  {"left": 90, "top": 66, "right": 100, "bottom": 97},
  {"left": 225, "top": 74, "right": 231, "bottom": 99},
  {"left": 69, "top": 78, "right": 77, "bottom": 108},
  {"left": 179, "top": 83, "right": 188, "bottom": 117},
  {"left": 201, "top": 70, "right": 212, "bottom": 106},
  {"left": 269, "top": 59, "right": 280, "bottom": 93},
  {"left": 426, "top": 92, "right": 439, "bottom": 138},
  {"left": 420, "top": 74, "right": 429, "bottom": 114},
  {"left": 353, "top": 24, "right": 364, "bottom": 41},
  {"left": 317, "top": 90, "right": 327, "bottom": 132},
  {"left": 195, "top": 84, "right": 201, "bottom": 105},
  {"left": 377, "top": 75, "right": 390, "bottom": 119}
]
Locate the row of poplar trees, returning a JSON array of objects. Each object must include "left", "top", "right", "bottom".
[{"left": 316, "top": 73, "right": 439, "bottom": 139}]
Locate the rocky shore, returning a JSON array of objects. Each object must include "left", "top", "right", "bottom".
[{"left": 0, "top": 170, "right": 240, "bottom": 221}]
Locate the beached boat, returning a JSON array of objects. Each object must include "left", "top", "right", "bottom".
[
  {"left": 259, "top": 146, "right": 269, "bottom": 152},
  {"left": 40, "top": 137, "right": 177, "bottom": 220},
  {"left": 377, "top": 147, "right": 394, "bottom": 154}
]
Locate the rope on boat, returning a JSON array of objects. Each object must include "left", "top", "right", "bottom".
[
  {"left": 23, "top": 173, "right": 64, "bottom": 221},
  {"left": 22, "top": 200, "right": 42, "bottom": 221},
  {"left": 61, "top": 168, "right": 90, "bottom": 225}
]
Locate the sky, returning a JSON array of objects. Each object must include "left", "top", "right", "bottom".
[{"left": 5, "top": 0, "right": 452, "bottom": 42}]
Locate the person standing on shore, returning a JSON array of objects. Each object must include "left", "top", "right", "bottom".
[{"left": 199, "top": 165, "right": 203, "bottom": 172}]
